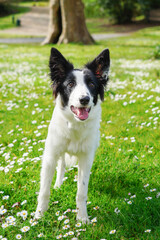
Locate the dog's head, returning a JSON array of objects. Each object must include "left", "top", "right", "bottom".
[{"left": 49, "top": 48, "right": 110, "bottom": 121}]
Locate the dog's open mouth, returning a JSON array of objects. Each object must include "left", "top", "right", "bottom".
[{"left": 71, "top": 106, "right": 91, "bottom": 121}]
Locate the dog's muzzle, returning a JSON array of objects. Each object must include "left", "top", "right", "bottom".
[{"left": 70, "top": 106, "right": 91, "bottom": 121}]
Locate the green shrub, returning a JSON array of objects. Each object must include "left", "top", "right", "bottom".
[
  {"left": 153, "top": 45, "right": 160, "bottom": 59},
  {"left": 0, "top": 0, "right": 21, "bottom": 17},
  {"left": 83, "top": 0, "right": 107, "bottom": 18},
  {"left": 98, "top": 0, "right": 138, "bottom": 23}
]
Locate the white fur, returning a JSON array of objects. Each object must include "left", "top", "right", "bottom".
[{"left": 35, "top": 70, "right": 102, "bottom": 223}]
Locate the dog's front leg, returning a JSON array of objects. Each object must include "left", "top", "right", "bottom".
[
  {"left": 76, "top": 152, "right": 94, "bottom": 224},
  {"left": 54, "top": 156, "right": 66, "bottom": 189},
  {"left": 35, "top": 143, "right": 59, "bottom": 219}
]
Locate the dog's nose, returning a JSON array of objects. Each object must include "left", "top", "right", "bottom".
[{"left": 79, "top": 96, "right": 90, "bottom": 105}]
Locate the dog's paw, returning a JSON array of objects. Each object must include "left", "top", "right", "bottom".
[
  {"left": 34, "top": 209, "right": 43, "bottom": 220},
  {"left": 34, "top": 205, "right": 47, "bottom": 220},
  {"left": 54, "top": 183, "right": 61, "bottom": 189},
  {"left": 76, "top": 213, "right": 90, "bottom": 224}
]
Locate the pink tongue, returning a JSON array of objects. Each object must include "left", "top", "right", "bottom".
[{"left": 76, "top": 108, "right": 89, "bottom": 120}]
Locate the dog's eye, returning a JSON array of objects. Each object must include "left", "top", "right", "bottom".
[
  {"left": 88, "top": 82, "right": 95, "bottom": 88},
  {"left": 68, "top": 82, "right": 74, "bottom": 88}
]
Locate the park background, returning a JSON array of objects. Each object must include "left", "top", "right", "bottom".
[{"left": 0, "top": 0, "right": 160, "bottom": 239}]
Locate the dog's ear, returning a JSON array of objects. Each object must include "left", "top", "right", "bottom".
[
  {"left": 86, "top": 49, "right": 110, "bottom": 101},
  {"left": 49, "top": 48, "right": 74, "bottom": 97}
]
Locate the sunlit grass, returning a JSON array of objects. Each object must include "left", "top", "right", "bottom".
[{"left": 0, "top": 27, "right": 160, "bottom": 239}]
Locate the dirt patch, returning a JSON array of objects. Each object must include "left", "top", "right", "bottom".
[{"left": 101, "top": 21, "right": 160, "bottom": 33}]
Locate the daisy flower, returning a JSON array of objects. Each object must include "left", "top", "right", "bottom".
[
  {"left": 29, "top": 219, "right": 34, "bottom": 224},
  {"left": 150, "top": 189, "right": 156, "bottom": 192},
  {"left": 12, "top": 202, "right": 20, "bottom": 208},
  {"left": 21, "top": 200, "right": 27, "bottom": 205},
  {"left": 91, "top": 217, "right": 97, "bottom": 223},
  {"left": 93, "top": 206, "right": 99, "bottom": 210},
  {"left": 75, "top": 222, "right": 82, "bottom": 228},
  {"left": 130, "top": 195, "right": 136, "bottom": 199},
  {"left": 63, "top": 177, "right": 68, "bottom": 182},
  {"left": 2, "top": 223, "right": 9, "bottom": 229},
  {"left": 0, "top": 209, "right": 7, "bottom": 215},
  {"left": 10, "top": 222, "right": 16, "bottom": 226},
  {"left": 144, "top": 184, "right": 149, "bottom": 188},
  {"left": 109, "top": 230, "right": 116, "bottom": 234},
  {"left": 127, "top": 201, "right": 132, "bottom": 204},
  {"left": 156, "top": 192, "right": 160, "bottom": 198},
  {"left": 16, "top": 234, "right": 22, "bottom": 239},
  {"left": 64, "top": 219, "right": 69, "bottom": 224},
  {"left": 68, "top": 231, "right": 74, "bottom": 236},
  {"left": 38, "top": 233, "right": 44, "bottom": 238},
  {"left": 145, "top": 229, "right": 151, "bottom": 233},
  {"left": 55, "top": 211, "right": 60, "bottom": 216},
  {"left": 63, "top": 209, "right": 71, "bottom": 214},
  {"left": 17, "top": 212, "right": 21, "bottom": 217},
  {"left": 63, "top": 225, "right": 70, "bottom": 230},
  {"left": 2, "top": 195, "right": 9, "bottom": 200},
  {"left": 30, "top": 212, "right": 35, "bottom": 217},
  {"left": 114, "top": 208, "right": 120, "bottom": 214},
  {"left": 63, "top": 233, "right": 68, "bottom": 238},
  {"left": 145, "top": 197, "right": 152, "bottom": 200},
  {"left": 20, "top": 226, "right": 30, "bottom": 232},
  {"left": 21, "top": 210, "right": 28, "bottom": 220},
  {"left": 56, "top": 234, "right": 62, "bottom": 239},
  {"left": 31, "top": 221, "right": 38, "bottom": 226},
  {"left": 58, "top": 215, "right": 65, "bottom": 221},
  {"left": 72, "top": 209, "right": 78, "bottom": 213},
  {"left": 6, "top": 216, "right": 16, "bottom": 223}
]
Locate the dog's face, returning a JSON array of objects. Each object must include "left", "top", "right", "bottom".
[{"left": 49, "top": 48, "right": 110, "bottom": 121}]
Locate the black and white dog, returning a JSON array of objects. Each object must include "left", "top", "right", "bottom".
[{"left": 35, "top": 48, "right": 110, "bottom": 223}]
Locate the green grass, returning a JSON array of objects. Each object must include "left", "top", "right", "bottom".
[
  {"left": 20, "top": 1, "right": 49, "bottom": 7},
  {"left": 0, "top": 26, "right": 160, "bottom": 239}
]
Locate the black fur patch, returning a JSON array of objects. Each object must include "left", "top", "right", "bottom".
[
  {"left": 49, "top": 48, "right": 73, "bottom": 98},
  {"left": 83, "top": 69, "right": 99, "bottom": 105},
  {"left": 85, "top": 48, "right": 110, "bottom": 101},
  {"left": 58, "top": 72, "right": 77, "bottom": 107}
]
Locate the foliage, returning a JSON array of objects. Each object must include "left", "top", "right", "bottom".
[
  {"left": 98, "top": 0, "right": 138, "bottom": 23},
  {"left": 150, "top": 0, "right": 160, "bottom": 8},
  {"left": 0, "top": 26, "right": 160, "bottom": 239},
  {"left": 152, "top": 45, "right": 160, "bottom": 59},
  {"left": 0, "top": 0, "right": 22, "bottom": 17},
  {"left": 97, "top": 0, "right": 160, "bottom": 23},
  {"left": 83, "top": 0, "right": 107, "bottom": 18}
]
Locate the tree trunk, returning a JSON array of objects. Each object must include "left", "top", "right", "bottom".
[
  {"left": 42, "top": 0, "right": 94, "bottom": 45},
  {"left": 42, "top": 0, "right": 61, "bottom": 45}
]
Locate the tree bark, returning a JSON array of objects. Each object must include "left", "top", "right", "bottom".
[{"left": 42, "top": 0, "right": 94, "bottom": 45}]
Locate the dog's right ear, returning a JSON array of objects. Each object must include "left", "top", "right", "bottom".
[{"left": 49, "top": 48, "right": 74, "bottom": 98}]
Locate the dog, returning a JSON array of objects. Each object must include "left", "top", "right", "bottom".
[{"left": 35, "top": 48, "right": 110, "bottom": 223}]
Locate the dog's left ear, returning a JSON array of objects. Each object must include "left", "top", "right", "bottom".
[
  {"left": 86, "top": 49, "right": 110, "bottom": 101},
  {"left": 49, "top": 48, "right": 74, "bottom": 98}
]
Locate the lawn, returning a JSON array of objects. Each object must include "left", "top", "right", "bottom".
[{"left": 0, "top": 27, "right": 160, "bottom": 239}]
